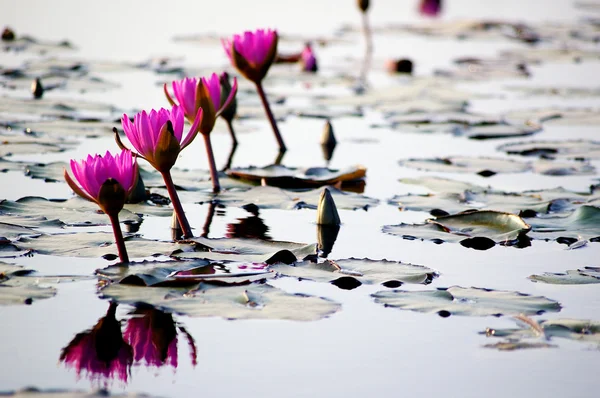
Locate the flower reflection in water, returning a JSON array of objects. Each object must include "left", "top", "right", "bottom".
[
  {"left": 226, "top": 204, "right": 271, "bottom": 240},
  {"left": 59, "top": 302, "right": 132, "bottom": 386},
  {"left": 123, "top": 305, "right": 197, "bottom": 369}
]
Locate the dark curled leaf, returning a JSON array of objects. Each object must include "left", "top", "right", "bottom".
[{"left": 330, "top": 276, "right": 362, "bottom": 290}]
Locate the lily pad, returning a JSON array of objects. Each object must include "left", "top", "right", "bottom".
[
  {"left": 498, "top": 140, "right": 600, "bottom": 160},
  {"left": 398, "top": 156, "right": 530, "bottom": 176},
  {"left": 0, "top": 197, "right": 141, "bottom": 227},
  {"left": 226, "top": 164, "right": 366, "bottom": 188},
  {"left": 484, "top": 318, "right": 600, "bottom": 344},
  {"left": 269, "top": 257, "right": 438, "bottom": 287},
  {"left": 97, "top": 258, "right": 271, "bottom": 287},
  {"left": 529, "top": 267, "right": 600, "bottom": 284},
  {"left": 0, "top": 387, "right": 162, "bottom": 397},
  {"left": 0, "top": 277, "right": 57, "bottom": 305},
  {"left": 372, "top": 286, "right": 561, "bottom": 317},
  {"left": 483, "top": 341, "right": 557, "bottom": 351},
  {"left": 0, "top": 134, "right": 75, "bottom": 157},
  {"left": 101, "top": 282, "right": 341, "bottom": 322},
  {"left": 528, "top": 205, "right": 600, "bottom": 240},
  {"left": 14, "top": 232, "right": 189, "bottom": 258},
  {"left": 0, "top": 222, "right": 44, "bottom": 240},
  {"left": 175, "top": 237, "right": 316, "bottom": 264},
  {"left": 209, "top": 185, "right": 378, "bottom": 210}
]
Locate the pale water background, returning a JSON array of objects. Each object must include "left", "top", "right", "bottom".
[{"left": 0, "top": 1, "right": 599, "bottom": 397}]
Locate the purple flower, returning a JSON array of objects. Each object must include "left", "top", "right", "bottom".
[
  {"left": 118, "top": 105, "right": 202, "bottom": 173},
  {"left": 123, "top": 307, "right": 197, "bottom": 369},
  {"left": 64, "top": 150, "right": 137, "bottom": 216},
  {"left": 223, "top": 29, "right": 278, "bottom": 83},
  {"left": 60, "top": 303, "right": 133, "bottom": 386},
  {"left": 164, "top": 73, "right": 237, "bottom": 135},
  {"left": 301, "top": 44, "right": 317, "bottom": 72},
  {"left": 419, "top": 0, "right": 442, "bottom": 17}
]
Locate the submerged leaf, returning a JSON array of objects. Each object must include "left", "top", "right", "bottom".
[{"left": 372, "top": 286, "right": 561, "bottom": 317}]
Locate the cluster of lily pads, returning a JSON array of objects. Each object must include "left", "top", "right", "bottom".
[{"left": 1, "top": 0, "right": 600, "bottom": 391}]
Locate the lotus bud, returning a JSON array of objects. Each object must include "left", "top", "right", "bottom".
[
  {"left": 317, "top": 188, "right": 341, "bottom": 226},
  {"left": 419, "top": 0, "right": 442, "bottom": 17},
  {"left": 385, "top": 59, "right": 413, "bottom": 74},
  {"left": 300, "top": 43, "right": 318, "bottom": 73},
  {"left": 1, "top": 27, "right": 15, "bottom": 41},
  {"left": 357, "top": 0, "right": 370, "bottom": 13},
  {"left": 31, "top": 77, "right": 44, "bottom": 99},
  {"left": 127, "top": 167, "right": 147, "bottom": 204},
  {"left": 320, "top": 120, "right": 337, "bottom": 161},
  {"left": 219, "top": 72, "right": 237, "bottom": 123}
]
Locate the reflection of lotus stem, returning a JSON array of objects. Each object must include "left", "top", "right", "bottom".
[
  {"left": 359, "top": 12, "right": 373, "bottom": 84},
  {"left": 255, "top": 82, "right": 287, "bottom": 152},
  {"left": 201, "top": 202, "right": 217, "bottom": 238},
  {"left": 225, "top": 119, "right": 238, "bottom": 146},
  {"left": 161, "top": 171, "right": 193, "bottom": 239},
  {"left": 202, "top": 134, "right": 221, "bottom": 193},
  {"left": 222, "top": 142, "right": 238, "bottom": 172},
  {"left": 108, "top": 213, "right": 129, "bottom": 263}
]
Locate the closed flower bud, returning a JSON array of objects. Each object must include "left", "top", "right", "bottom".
[
  {"left": 357, "top": 0, "right": 370, "bottom": 13},
  {"left": 317, "top": 188, "right": 341, "bottom": 226}
]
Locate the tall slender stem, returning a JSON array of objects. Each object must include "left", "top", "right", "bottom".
[
  {"left": 202, "top": 134, "right": 221, "bottom": 193},
  {"left": 108, "top": 213, "right": 129, "bottom": 263},
  {"left": 221, "top": 142, "right": 238, "bottom": 172},
  {"left": 255, "top": 82, "right": 286, "bottom": 152},
  {"left": 201, "top": 202, "right": 217, "bottom": 238},
  {"left": 225, "top": 119, "right": 238, "bottom": 146},
  {"left": 161, "top": 170, "right": 193, "bottom": 239},
  {"left": 359, "top": 12, "right": 373, "bottom": 86}
]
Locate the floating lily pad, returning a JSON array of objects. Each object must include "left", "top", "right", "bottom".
[
  {"left": 15, "top": 232, "right": 189, "bottom": 258},
  {"left": 528, "top": 205, "right": 600, "bottom": 240},
  {"left": 226, "top": 164, "right": 366, "bottom": 187},
  {"left": 0, "top": 222, "right": 44, "bottom": 240},
  {"left": 0, "top": 134, "right": 75, "bottom": 157},
  {"left": 97, "top": 258, "right": 270, "bottom": 287},
  {"left": 504, "top": 108, "right": 600, "bottom": 126},
  {"left": 269, "top": 257, "right": 438, "bottom": 287},
  {"left": 483, "top": 341, "right": 557, "bottom": 351},
  {"left": 209, "top": 185, "right": 378, "bottom": 210},
  {"left": 384, "top": 210, "right": 531, "bottom": 246},
  {"left": 529, "top": 267, "right": 600, "bottom": 284},
  {"left": 0, "top": 387, "right": 163, "bottom": 397},
  {"left": 372, "top": 286, "right": 561, "bottom": 317},
  {"left": 175, "top": 237, "right": 316, "bottom": 264},
  {"left": 484, "top": 318, "right": 600, "bottom": 344},
  {"left": 0, "top": 197, "right": 142, "bottom": 227},
  {"left": 101, "top": 282, "right": 340, "bottom": 322},
  {"left": 0, "top": 277, "right": 57, "bottom": 305},
  {"left": 498, "top": 140, "right": 600, "bottom": 160},
  {"left": 0, "top": 262, "right": 33, "bottom": 277},
  {"left": 398, "top": 156, "right": 530, "bottom": 176}
]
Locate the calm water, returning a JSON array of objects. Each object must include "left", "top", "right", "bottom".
[{"left": 1, "top": 1, "right": 599, "bottom": 397}]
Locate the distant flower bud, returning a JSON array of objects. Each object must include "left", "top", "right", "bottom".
[
  {"left": 1, "top": 27, "right": 15, "bottom": 41},
  {"left": 357, "top": 0, "right": 370, "bottom": 13},
  {"left": 31, "top": 77, "right": 44, "bottom": 99},
  {"left": 385, "top": 59, "right": 414, "bottom": 74},
  {"left": 317, "top": 188, "right": 341, "bottom": 226}
]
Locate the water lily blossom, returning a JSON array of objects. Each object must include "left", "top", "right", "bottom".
[
  {"left": 115, "top": 105, "right": 203, "bottom": 239},
  {"left": 419, "top": 0, "right": 442, "bottom": 17},
  {"left": 223, "top": 28, "right": 286, "bottom": 152},
  {"left": 164, "top": 73, "right": 238, "bottom": 191},
  {"left": 64, "top": 150, "right": 138, "bottom": 263},
  {"left": 300, "top": 43, "right": 317, "bottom": 72}
]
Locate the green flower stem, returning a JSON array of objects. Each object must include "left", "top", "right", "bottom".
[
  {"left": 161, "top": 170, "right": 194, "bottom": 238},
  {"left": 225, "top": 119, "right": 238, "bottom": 146},
  {"left": 255, "top": 82, "right": 287, "bottom": 152},
  {"left": 108, "top": 213, "right": 129, "bottom": 263},
  {"left": 202, "top": 134, "right": 221, "bottom": 193}
]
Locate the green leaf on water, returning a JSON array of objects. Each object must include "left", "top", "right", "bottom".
[
  {"left": 372, "top": 286, "right": 561, "bottom": 317},
  {"left": 529, "top": 267, "right": 600, "bottom": 284}
]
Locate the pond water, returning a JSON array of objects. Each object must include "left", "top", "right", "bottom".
[{"left": 1, "top": 0, "right": 599, "bottom": 397}]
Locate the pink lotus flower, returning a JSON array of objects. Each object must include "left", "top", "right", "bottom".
[
  {"left": 164, "top": 73, "right": 237, "bottom": 136},
  {"left": 301, "top": 43, "right": 317, "bottom": 72},
  {"left": 118, "top": 105, "right": 202, "bottom": 173},
  {"left": 419, "top": 0, "right": 442, "bottom": 17},
  {"left": 223, "top": 29, "right": 278, "bottom": 83},
  {"left": 60, "top": 303, "right": 133, "bottom": 386},
  {"left": 64, "top": 150, "right": 138, "bottom": 215}
]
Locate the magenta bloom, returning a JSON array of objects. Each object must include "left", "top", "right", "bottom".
[
  {"left": 118, "top": 105, "right": 202, "bottom": 173},
  {"left": 124, "top": 307, "right": 197, "bottom": 369},
  {"left": 64, "top": 150, "right": 137, "bottom": 216},
  {"left": 223, "top": 29, "right": 278, "bottom": 83},
  {"left": 301, "top": 44, "right": 317, "bottom": 72},
  {"left": 165, "top": 73, "right": 237, "bottom": 135},
  {"left": 60, "top": 303, "right": 133, "bottom": 386},
  {"left": 419, "top": 0, "right": 442, "bottom": 17}
]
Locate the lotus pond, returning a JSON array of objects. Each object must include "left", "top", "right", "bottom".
[{"left": 1, "top": 0, "right": 599, "bottom": 397}]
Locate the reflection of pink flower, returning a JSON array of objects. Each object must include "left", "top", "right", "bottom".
[
  {"left": 419, "top": 0, "right": 442, "bottom": 17},
  {"left": 123, "top": 307, "right": 197, "bottom": 369},
  {"left": 223, "top": 29, "right": 278, "bottom": 83},
  {"left": 238, "top": 263, "right": 269, "bottom": 270},
  {"left": 60, "top": 303, "right": 132, "bottom": 386}
]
